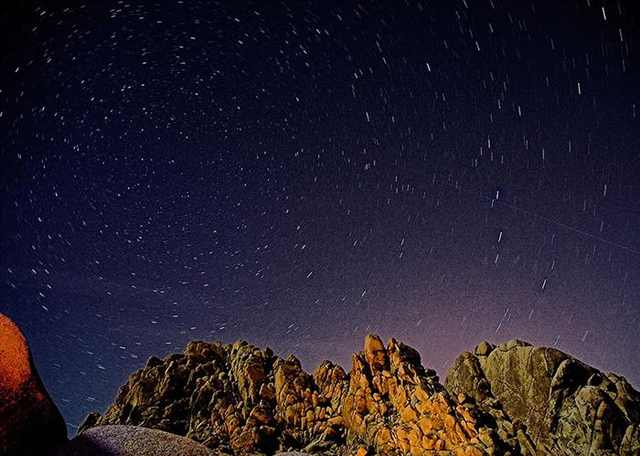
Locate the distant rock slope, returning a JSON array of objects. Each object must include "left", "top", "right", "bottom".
[
  {"left": 446, "top": 339, "right": 640, "bottom": 456},
  {"left": 79, "top": 335, "right": 640, "bottom": 455}
]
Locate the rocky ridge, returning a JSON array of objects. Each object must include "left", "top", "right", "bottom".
[{"left": 80, "top": 335, "right": 640, "bottom": 455}]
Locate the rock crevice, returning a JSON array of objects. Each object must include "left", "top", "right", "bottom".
[
  {"left": 445, "top": 340, "right": 640, "bottom": 456},
  {"left": 82, "top": 336, "right": 640, "bottom": 456}
]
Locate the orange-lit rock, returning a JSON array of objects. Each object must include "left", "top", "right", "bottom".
[
  {"left": 79, "top": 333, "right": 640, "bottom": 455},
  {"left": 363, "top": 334, "right": 387, "bottom": 372},
  {"left": 0, "top": 313, "right": 67, "bottom": 455},
  {"left": 355, "top": 446, "right": 367, "bottom": 456}
]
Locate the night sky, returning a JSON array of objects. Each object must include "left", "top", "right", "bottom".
[{"left": 1, "top": 0, "right": 639, "bottom": 434}]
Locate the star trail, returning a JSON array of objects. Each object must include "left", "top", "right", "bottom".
[{"left": 1, "top": 1, "right": 639, "bottom": 433}]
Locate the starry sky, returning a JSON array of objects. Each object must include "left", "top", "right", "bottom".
[{"left": 1, "top": 0, "right": 639, "bottom": 434}]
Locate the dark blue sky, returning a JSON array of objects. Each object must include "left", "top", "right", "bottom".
[{"left": 1, "top": 0, "right": 639, "bottom": 434}]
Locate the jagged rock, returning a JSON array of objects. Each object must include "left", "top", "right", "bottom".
[
  {"left": 83, "top": 335, "right": 512, "bottom": 455},
  {"left": 79, "top": 334, "right": 640, "bottom": 456},
  {"left": 446, "top": 338, "right": 640, "bottom": 456},
  {"left": 341, "top": 337, "right": 501, "bottom": 455},
  {"left": 445, "top": 352, "right": 490, "bottom": 404},
  {"left": 5, "top": 308, "right": 637, "bottom": 456},
  {"left": 0, "top": 314, "right": 67, "bottom": 455},
  {"left": 473, "top": 341, "right": 494, "bottom": 358},
  {"left": 363, "top": 335, "right": 387, "bottom": 372}
]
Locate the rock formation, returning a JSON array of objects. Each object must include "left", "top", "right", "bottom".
[
  {"left": 445, "top": 339, "right": 640, "bottom": 456},
  {"left": 1, "top": 309, "right": 638, "bottom": 456},
  {"left": 0, "top": 314, "right": 67, "bottom": 455},
  {"left": 81, "top": 335, "right": 640, "bottom": 455},
  {"left": 79, "top": 335, "right": 519, "bottom": 455}
]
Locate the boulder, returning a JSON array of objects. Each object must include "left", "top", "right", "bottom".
[
  {"left": 53, "top": 425, "right": 223, "bottom": 455},
  {"left": 0, "top": 313, "right": 67, "bottom": 455},
  {"left": 446, "top": 339, "right": 640, "bottom": 455}
]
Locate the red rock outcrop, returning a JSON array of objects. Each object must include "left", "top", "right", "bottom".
[{"left": 0, "top": 313, "right": 67, "bottom": 455}]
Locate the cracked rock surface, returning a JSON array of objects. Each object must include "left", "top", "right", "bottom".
[
  {"left": 81, "top": 336, "right": 640, "bottom": 456},
  {"left": 446, "top": 339, "right": 640, "bottom": 456}
]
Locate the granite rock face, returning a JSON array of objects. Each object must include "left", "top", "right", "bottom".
[
  {"left": 445, "top": 339, "right": 640, "bottom": 456},
  {"left": 81, "top": 335, "right": 640, "bottom": 456},
  {"left": 81, "top": 335, "right": 510, "bottom": 455},
  {"left": 4, "top": 308, "right": 637, "bottom": 456},
  {"left": 0, "top": 314, "right": 67, "bottom": 455}
]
